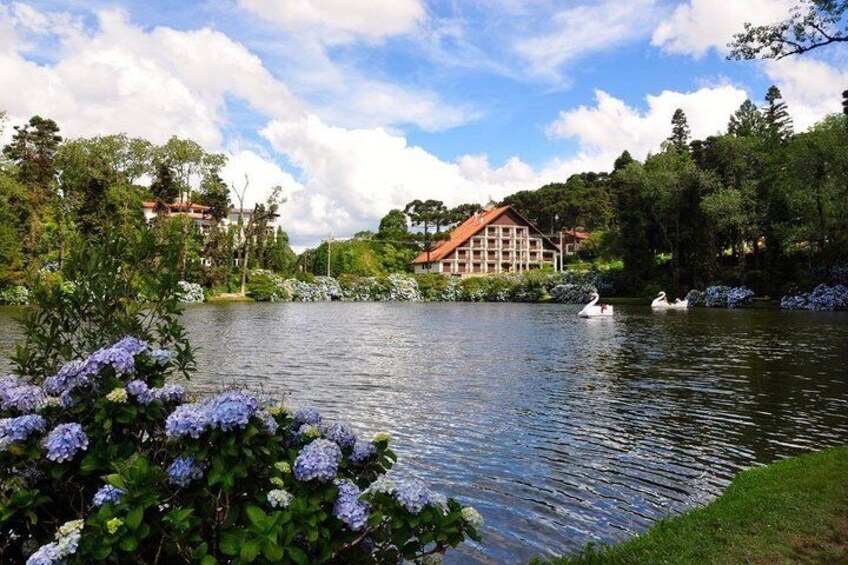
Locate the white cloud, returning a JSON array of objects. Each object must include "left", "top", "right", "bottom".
[
  {"left": 764, "top": 58, "right": 848, "bottom": 130},
  {"left": 237, "top": 0, "right": 425, "bottom": 43},
  {"left": 546, "top": 85, "right": 748, "bottom": 166},
  {"left": 652, "top": 0, "right": 795, "bottom": 57},
  {"left": 220, "top": 148, "right": 304, "bottom": 208},
  {"left": 0, "top": 6, "right": 302, "bottom": 148},
  {"left": 515, "top": 0, "right": 659, "bottom": 80}
]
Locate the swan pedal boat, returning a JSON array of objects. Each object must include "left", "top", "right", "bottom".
[
  {"left": 651, "top": 291, "right": 688, "bottom": 310},
  {"left": 578, "top": 292, "right": 614, "bottom": 318}
]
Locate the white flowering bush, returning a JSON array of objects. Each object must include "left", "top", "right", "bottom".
[
  {"left": 1, "top": 338, "right": 481, "bottom": 563},
  {"left": 176, "top": 281, "right": 205, "bottom": 304},
  {"left": 0, "top": 285, "right": 30, "bottom": 306}
]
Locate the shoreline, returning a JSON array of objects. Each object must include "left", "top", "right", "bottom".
[{"left": 536, "top": 446, "right": 848, "bottom": 564}]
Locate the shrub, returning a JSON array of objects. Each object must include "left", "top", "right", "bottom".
[
  {"left": 550, "top": 284, "right": 596, "bottom": 304},
  {"left": 0, "top": 285, "right": 29, "bottom": 306},
  {"left": 246, "top": 270, "right": 290, "bottom": 302},
  {"left": 176, "top": 281, "right": 205, "bottom": 304},
  {"left": 700, "top": 286, "right": 754, "bottom": 308},
  {"left": 780, "top": 284, "right": 848, "bottom": 311},
  {"left": 684, "top": 289, "right": 706, "bottom": 307},
  {"left": 0, "top": 339, "right": 481, "bottom": 563}
]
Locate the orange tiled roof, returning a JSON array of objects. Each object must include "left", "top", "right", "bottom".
[
  {"left": 142, "top": 201, "right": 211, "bottom": 212},
  {"left": 411, "top": 206, "right": 560, "bottom": 265},
  {"left": 561, "top": 229, "right": 591, "bottom": 240}
]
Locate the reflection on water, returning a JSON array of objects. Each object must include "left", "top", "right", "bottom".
[{"left": 1, "top": 303, "right": 847, "bottom": 562}]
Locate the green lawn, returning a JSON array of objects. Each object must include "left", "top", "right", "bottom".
[{"left": 539, "top": 447, "right": 848, "bottom": 565}]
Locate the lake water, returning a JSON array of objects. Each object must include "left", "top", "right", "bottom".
[{"left": 1, "top": 303, "right": 847, "bottom": 562}]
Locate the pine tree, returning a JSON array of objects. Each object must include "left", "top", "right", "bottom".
[
  {"left": 727, "top": 99, "right": 764, "bottom": 137},
  {"left": 2, "top": 115, "right": 62, "bottom": 202},
  {"left": 762, "top": 85, "right": 793, "bottom": 141},
  {"left": 668, "top": 109, "right": 691, "bottom": 150}
]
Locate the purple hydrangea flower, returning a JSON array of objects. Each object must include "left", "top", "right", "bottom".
[
  {"left": 126, "top": 380, "right": 153, "bottom": 404},
  {"left": 84, "top": 345, "right": 135, "bottom": 377},
  {"left": 92, "top": 484, "right": 125, "bottom": 507},
  {"left": 333, "top": 479, "right": 369, "bottom": 531},
  {"left": 394, "top": 480, "right": 431, "bottom": 514},
  {"left": 349, "top": 440, "right": 377, "bottom": 463},
  {"left": 113, "top": 337, "right": 149, "bottom": 356},
  {"left": 0, "top": 379, "right": 44, "bottom": 413},
  {"left": 207, "top": 391, "right": 260, "bottom": 431},
  {"left": 294, "top": 438, "right": 342, "bottom": 482},
  {"left": 167, "top": 455, "right": 205, "bottom": 487},
  {"left": 165, "top": 403, "right": 210, "bottom": 439},
  {"left": 151, "top": 349, "right": 172, "bottom": 366},
  {"left": 44, "top": 423, "right": 88, "bottom": 462},
  {"left": 42, "top": 361, "right": 87, "bottom": 396},
  {"left": 256, "top": 411, "right": 278, "bottom": 434},
  {"left": 151, "top": 384, "right": 186, "bottom": 404},
  {"left": 293, "top": 407, "right": 322, "bottom": 425},
  {"left": 0, "top": 414, "right": 46, "bottom": 450},
  {"left": 321, "top": 421, "right": 357, "bottom": 449}
]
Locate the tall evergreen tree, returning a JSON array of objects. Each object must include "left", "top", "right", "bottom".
[
  {"left": 668, "top": 109, "right": 691, "bottom": 150},
  {"left": 762, "top": 85, "right": 793, "bottom": 141},
  {"left": 149, "top": 164, "right": 179, "bottom": 213},
  {"left": 727, "top": 99, "right": 764, "bottom": 137},
  {"left": 2, "top": 115, "right": 62, "bottom": 202}
]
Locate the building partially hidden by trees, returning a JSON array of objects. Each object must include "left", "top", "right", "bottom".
[{"left": 411, "top": 206, "right": 563, "bottom": 276}]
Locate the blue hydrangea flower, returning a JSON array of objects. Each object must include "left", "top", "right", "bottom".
[
  {"left": 394, "top": 480, "right": 431, "bottom": 514},
  {"left": 0, "top": 414, "right": 46, "bottom": 450},
  {"left": 349, "top": 440, "right": 377, "bottom": 463},
  {"left": 126, "top": 380, "right": 153, "bottom": 404},
  {"left": 84, "top": 345, "right": 135, "bottom": 377},
  {"left": 321, "top": 421, "right": 357, "bottom": 449},
  {"left": 333, "top": 480, "right": 369, "bottom": 530},
  {"left": 293, "top": 407, "right": 322, "bottom": 425},
  {"left": 365, "top": 475, "right": 396, "bottom": 496},
  {"left": 43, "top": 423, "right": 88, "bottom": 462},
  {"left": 26, "top": 519, "right": 83, "bottom": 565},
  {"left": 42, "top": 360, "right": 87, "bottom": 396},
  {"left": 151, "top": 349, "right": 172, "bottom": 366},
  {"left": 429, "top": 492, "right": 449, "bottom": 514},
  {"left": 256, "top": 411, "right": 278, "bottom": 434},
  {"left": 151, "top": 384, "right": 186, "bottom": 403},
  {"left": 167, "top": 455, "right": 205, "bottom": 487},
  {"left": 207, "top": 391, "right": 260, "bottom": 431},
  {"left": 165, "top": 403, "right": 210, "bottom": 439},
  {"left": 92, "top": 484, "right": 125, "bottom": 507},
  {"left": 0, "top": 379, "right": 44, "bottom": 413},
  {"left": 294, "top": 438, "right": 342, "bottom": 482}
]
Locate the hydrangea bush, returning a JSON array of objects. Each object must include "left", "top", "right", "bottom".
[
  {"left": 0, "top": 285, "right": 30, "bottom": 306},
  {"left": 176, "top": 281, "right": 206, "bottom": 304},
  {"left": 699, "top": 286, "right": 755, "bottom": 308},
  {"left": 1, "top": 339, "right": 480, "bottom": 563},
  {"left": 780, "top": 284, "right": 848, "bottom": 311}
]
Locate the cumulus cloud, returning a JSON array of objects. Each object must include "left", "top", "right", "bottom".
[
  {"left": 0, "top": 6, "right": 302, "bottom": 147},
  {"left": 651, "top": 0, "right": 795, "bottom": 57},
  {"left": 515, "top": 0, "right": 659, "bottom": 80},
  {"left": 763, "top": 58, "right": 848, "bottom": 130},
  {"left": 546, "top": 85, "right": 748, "bottom": 165},
  {"left": 237, "top": 0, "right": 425, "bottom": 43}
]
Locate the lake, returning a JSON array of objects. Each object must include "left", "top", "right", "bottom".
[{"left": 1, "top": 303, "right": 847, "bottom": 563}]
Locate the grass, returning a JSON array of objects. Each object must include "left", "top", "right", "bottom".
[{"left": 538, "top": 447, "right": 848, "bottom": 565}]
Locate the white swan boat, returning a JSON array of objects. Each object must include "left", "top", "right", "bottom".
[
  {"left": 578, "top": 292, "right": 614, "bottom": 318},
  {"left": 651, "top": 291, "right": 688, "bottom": 310}
]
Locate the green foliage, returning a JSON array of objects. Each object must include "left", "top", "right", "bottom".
[
  {"left": 246, "top": 269, "right": 291, "bottom": 302},
  {"left": 501, "top": 174, "right": 613, "bottom": 233},
  {"left": 11, "top": 226, "right": 195, "bottom": 379}
]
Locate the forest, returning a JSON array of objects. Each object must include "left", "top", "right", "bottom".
[{"left": 1, "top": 83, "right": 847, "bottom": 301}]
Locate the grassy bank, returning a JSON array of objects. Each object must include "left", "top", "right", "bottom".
[{"left": 539, "top": 447, "right": 848, "bottom": 564}]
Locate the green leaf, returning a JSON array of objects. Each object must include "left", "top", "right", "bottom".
[
  {"left": 119, "top": 536, "right": 139, "bottom": 552},
  {"left": 262, "top": 543, "right": 284, "bottom": 561},
  {"left": 219, "top": 532, "right": 241, "bottom": 556},
  {"left": 200, "top": 557, "right": 218, "bottom": 565},
  {"left": 287, "top": 546, "right": 309, "bottom": 565},
  {"left": 125, "top": 506, "right": 143, "bottom": 531},
  {"left": 245, "top": 505, "right": 267, "bottom": 528},
  {"left": 240, "top": 539, "right": 261, "bottom": 562}
]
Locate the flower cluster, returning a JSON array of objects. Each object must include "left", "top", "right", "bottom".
[
  {"left": 702, "top": 286, "right": 754, "bottom": 308},
  {"left": 294, "top": 439, "right": 342, "bottom": 482},
  {"left": 176, "top": 280, "right": 205, "bottom": 303},
  {"left": 0, "top": 284, "right": 30, "bottom": 305},
  {"left": 394, "top": 480, "right": 432, "bottom": 514},
  {"left": 26, "top": 519, "right": 83, "bottom": 565},
  {"left": 349, "top": 440, "right": 377, "bottom": 463},
  {"left": 105, "top": 387, "right": 128, "bottom": 404},
  {"left": 167, "top": 455, "right": 205, "bottom": 488},
  {"left": 780, "top": 284, "right": 848, "bottom": 311},
  {"left": 92, "top": 485, "right": 125, "bottom": 507},
  {"left": 550, "top": 283, "right": 596, "bottom": 304},
  {"left": 43, "top": 423, "right": 88, "bottom": 462},
  {"left": 267, "top": 488, "right": 293, "bottom": 509},
  {"left": 293, "top": 407, "right": 322, "bottom": 426},
  {"left": 165, "top": 391, "right": 261, "bottom": 438},
  {"left": 684, "top": 289, "right": 706, "bottom": 307},
  {"left": 0, "top": 376, "right": 45, "bottom": 413},
  {"left": 461, "top": 507, "right": 484, "bottom": 529},
  {"left": 321, "top": 421, "right": 357, "bottom": 449},
  {"left": 333, "top": 480, "right": 369, "bottom": 530},
  {"left": 0, "top": 414, "right": 46, "bottom": 450}
]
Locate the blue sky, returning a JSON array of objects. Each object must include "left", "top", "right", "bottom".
[{"left": 1, "top": 0, "right": 845, "bottom": 248}]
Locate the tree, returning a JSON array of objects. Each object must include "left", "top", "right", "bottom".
[
  {"left": 668, "top": 108, "right": 691, "bottom": 151},
  {"left": 149, "top": 163, "right": 179, "bottom": 212},
  {"left": 199, "top": 170, "right": 231, "bottom": 222},
  {"left": 729, "top": 0, "right": 848, "bottom": 59},
  {"left": 377, "top": 209, "right": 409, "bottom": 241},
  {"left": 2, "top": 116, "right": 62, "bottom": 196},
  {"left": 763, "top": 86, "right": 794, "bottom": 142},
  {"left": 727, "top": 99, "right": 765, "bottom": 137},
  {"left": 448, "top": 203, "right": 484, "bottom": 225}
]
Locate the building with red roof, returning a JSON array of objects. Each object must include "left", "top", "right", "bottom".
[{"left": 411, "top": 205, "right": 563, "bottom": 276}]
